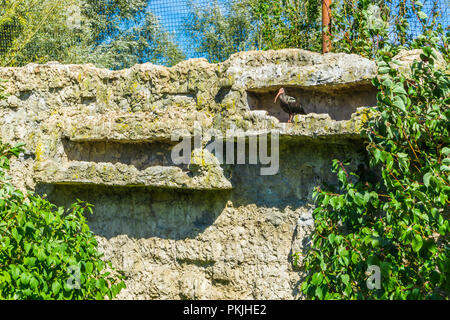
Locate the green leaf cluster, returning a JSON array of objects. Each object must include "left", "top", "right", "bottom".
[
  {"left": 298, "top": 38, "right": 449, "bottom": 299},
  {"left": 186, "top": 0, "right": 449, "bottom": 63},
  {"left": 0, "top": 141, "right": 126, "bottom": 299},
  {"left": 185, "top": 0, "right": 263, "bottom": 63},
  {"left": 0, "top": 0, "right": 185, "bottom": 68},
  {"left": 185, "top": 0, "right": 323, "bottom": 62}
]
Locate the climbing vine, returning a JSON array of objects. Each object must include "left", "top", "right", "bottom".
[{"left": 296, "top": 34, "right": 449, "bottom": 298}]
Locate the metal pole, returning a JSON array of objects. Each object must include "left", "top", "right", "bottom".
[{"left": 322, "top": 0, "right": 332, "bottom": 53}]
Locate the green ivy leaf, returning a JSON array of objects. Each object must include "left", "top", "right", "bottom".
[
  {"left": 29, "top": 277, "right": 39, "bottom": 290},
  {"left": 86, "top": 261, "right": 94, "bottom": 274},
  {"left": 24, "top": 242, "right": 32, "bottom": 254},
  {"left": 392, "top": 96, "right": 406, "bottom": 112},
  {"left": 328, "top": 234, "right": 335, "bottom": 245},
  {"left": 417, "top": 11, "right": 428, "bottom": 21},
  {"left": 351, "top": 252, "right": 359, "bottom": 264},
  {"left": 341, "top": 274, "right": 350, "bottom": 286},
  {"left": 412, "top": 234, "right": 423, "bottom": 252},
  {"left": 52, "top": 281, "right": 61, "bottom": 295},
  {"left": 393, "top": 84, "right": 407, "bottom": 95},
  {"left": 10, "top": 266, "right": 20, "bottom": 280},
  {"left": 20, "top": 272, "right": 30, "bottom": 286},
  {"left": 315, "top": 286, "right": 323, "bottom": 299},
  {"left": 24, "top": 257, "right": 36, "bottom": 267},
  {"left": 312, "top": 272, "right": 323, "bottom": 285},
  {"left": 423, "top": 172, "right": 432, "bottom": 187},
  {"left": 382, "top": 79, "right": 393, "bottom": 88},
  {"left": 378, "top": 67, "right": 390, "bottom": 74},
  {"left": 1, "top": 271, "right": 11, "bottom": 284}
]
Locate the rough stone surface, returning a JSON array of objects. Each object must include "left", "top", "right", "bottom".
[
  {"left": 392, "top": 49, "right": 447, "bottom": 74},
  {"left": 34, "top": 149, "right": 232, "bottom": 190},
  {"left": 0, "top": 49, "right": 385, "bottom": 299}
]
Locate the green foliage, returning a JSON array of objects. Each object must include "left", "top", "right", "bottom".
[
  {"left": 68, "top": 0, "right": 185, "bottom": 69},
  {"left": 330, "top": 0, "right": 390, "bottom": 57},
  {"left": 251, "top": 0, "right": 448, "bottom": 58},
  {"left": 0, "top": 141, "right": 126, "bottom": 299},
  {"left": 297, "top": 42, "right": 449, "bottom": 299},
  {"left": 186, "top": 0, "right": 448, "bottom": 62},
  {"left": 331, "top": 0, "right": 449, "bottom": 59},
  {"left": 250, "top": 0, "right": 322, "bottom": 51},
  {"left": 186, "top": 0, "right": 260, "bottom": 63},
  {"left": 186, "top": 0, "right": 323, "bottom": 62},
  {"left": 0, "top": 0, "right": 185, "bottom": 68}
]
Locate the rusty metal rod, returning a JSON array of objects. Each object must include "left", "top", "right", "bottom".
[{"left": 322, "top": 0, "right": 332, "bottom": 53}]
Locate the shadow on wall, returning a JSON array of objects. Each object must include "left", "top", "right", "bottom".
[
  {"left": 62, "top": 139, "right": 186, "bottom": 171},
  {"left": 227, "top": 138, "right": 367, "bottom": 208},
  {"left": 35, "top": 139, "right": 367, "bottom": 241},
  {"left": 36, "top": 184, "right": 231, "bottom": 240}
]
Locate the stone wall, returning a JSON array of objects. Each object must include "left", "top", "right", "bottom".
[{"left": 0, "top": 49, "right": 378, "bottom": 299}]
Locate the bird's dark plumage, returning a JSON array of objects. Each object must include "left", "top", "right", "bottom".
[{"left": 274, "top": 88, "right": 306, "bottom": 123}]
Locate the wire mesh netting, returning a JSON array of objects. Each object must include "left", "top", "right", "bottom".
[
  {"left": 387, "top": 0, "right": 449, "bottom": 38},
  {"left": 0, "top": 0, "right": 448, "bottom": 68},
  {"left": 0, "top": 21, "right": 20, "bottom": 55},
  {"left": 147, "top": 0, "right": 213, "bottom": 59}
]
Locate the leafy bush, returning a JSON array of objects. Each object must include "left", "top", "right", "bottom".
[
  {"left": 0, "top": 142, "right": 126, "bottom": 299},
  {"left": 0, "top": 0, "right": 184, "bottom": 68},
  {"left": 297, "top": 43, "right": 449, "bottom": 299}
]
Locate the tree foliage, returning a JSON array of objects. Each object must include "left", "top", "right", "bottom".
[
  {"left": 0, "top": 141, "right": 126, "bottom": 299},
  {"left": 250, "top": 0, "right": 322, "bottom": 51},
  {"left": 185, "top": 0, "right": 322, "bottom": 62},
  {"left": 296, "top": 28, "right": 449, "bottom": 299},
  {"left": 185, "top": 0, "right": 260, "bottom": 63},
  {"left": 330, "top": 0, "right": 449, "bottom": 58},
  {"left": 186, "top": 0, "right": 448, "bottom": 62},
  {"left": 0, "top": 0, "right": 185, "bottom": 68}
]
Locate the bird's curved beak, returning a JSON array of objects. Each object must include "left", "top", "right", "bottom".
[{"left": 274, "top": 89, "right": 283, "bottom": 103}]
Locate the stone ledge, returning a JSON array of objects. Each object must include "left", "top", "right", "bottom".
[
  {"left": 33, "top": 156, "right": 232, "bottom": 191},
  {"left": 225, "top": 49, "right": 376, "bottom": 90},
  {"left": 62, "top": 107, "right": 374, "bottom": 143}
]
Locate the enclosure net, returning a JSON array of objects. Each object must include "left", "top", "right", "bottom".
[{"left": 0, "top": 0, "right": 448, "bottom": 67}]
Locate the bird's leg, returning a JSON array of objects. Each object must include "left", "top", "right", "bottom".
[{"left": 288, "top": 114, "right": 293, "bottom": 123}]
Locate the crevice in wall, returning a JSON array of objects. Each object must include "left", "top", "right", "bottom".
[
  {"left": 35, "top": 184, "right": 230, "bottom": 240},
  {"left": 62, "top": 138, "right": 187, "bottom": 171},
  {"left": 81, "top": 96, "right": 97, "bottom": 105},
  {"left": 18, "top": 90, "right": 32, "bottom": 101},
  {"left": 211, "top": 278, "right": 231, "bottom": 286},
  {"left": 247, "top": 84, "right": 377, "bottom": 122},
  {"left": 176, "top": 258, "right": 216, "bottom": 267},
  {"left": 214, "top": 87, "right": 231, "bottom": 104}
]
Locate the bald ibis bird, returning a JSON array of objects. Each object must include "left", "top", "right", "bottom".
[{"left": 274, "top": 88, "right": 306, "bottom": 123}]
